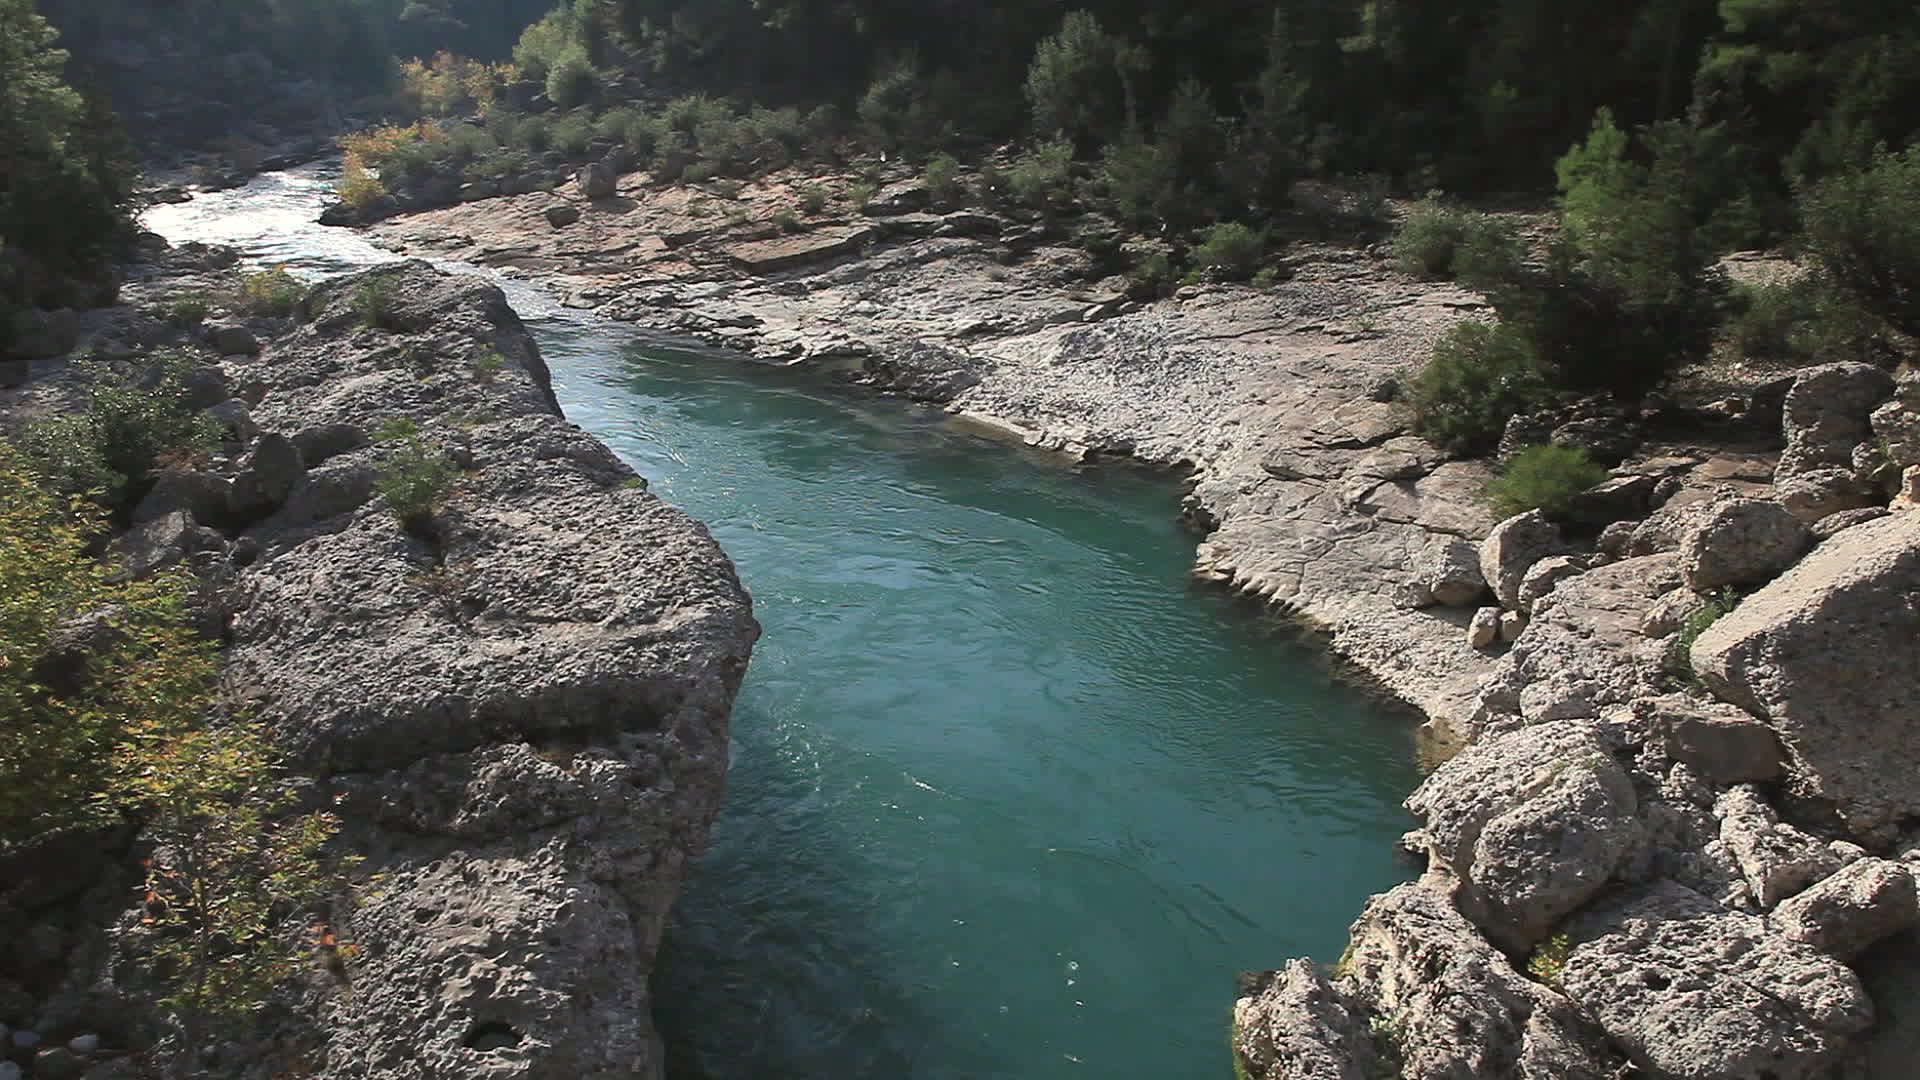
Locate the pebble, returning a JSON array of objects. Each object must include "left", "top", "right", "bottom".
[
  {"left": 9, "top": 1030, "right": 38, "bottom": 1050},
  {"left": 68, "top": 1034, "right": 101, "bottom": 1054}
]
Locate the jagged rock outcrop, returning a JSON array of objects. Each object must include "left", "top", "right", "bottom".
[
  {"left": 5, "top": 257, "right": 758, "bottom": 1080},
  {"left": 1406, "top": 720, "right": 1642, "bottom": 952},
  {"left": 1340, "top": 885, "right": 1619, "bottom": 1079},
  {"left": 1776, "top": 363, "right": 1894, "bottom": 480},
  {"left": 1677, "top": 497, "right": 1810, "bottom": 591},
  {"left": 1231, "top": 960, "right": 1376, "bottom": 1080},
  {"left": 1770, "top": 859, "right": 1919, "bottom": 958},
  {"left": 1692, "top": 512, "right": 1920, "bottom": 842},
  {"left": 1480, "top": 510, "right": 1566, "bottom": 610},
  {"left": 1560, "top": 879, "right": 1873, "bottom": 1080}
]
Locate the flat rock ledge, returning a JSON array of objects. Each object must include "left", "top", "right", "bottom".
[{"left": 2, "top": 253, "right": 758, "bottom": 1080}]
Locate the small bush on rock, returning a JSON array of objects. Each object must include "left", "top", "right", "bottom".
[
  {"left": 23, "top": 354, "right": 220, "bottom": 505},
  {"left": 1010, "top": 137, "right": 1076, "bottom": 210},
  {"left": 165, "top": 292, "right": 211, "bottom": 325},
  {"left": 925, "top": 152, "right": 962, "bottom": 207},
  {"left": 352, "top": 274, "right": 404, "bottom": 330},
  {"left": 1191, "top": 222, "right": 1265, "bottom": 282},
  {"left": 1393, "top": 198, "right": 1522, "bottom": 287},
  {"left": 797, "top": 184, "right": 828, "bottom": 214},
  {"left": 238, "top": 266, "right": 304, "bottom": 317},
  {"left": 1487, "top": 444, "right": 1609, "bottom": 520},
  {"left": 471, "top": 348, "right": 506, "bottom": 383},
  {"left": 374, "top": 423, "right": 456, "bottom": 534},
  {"left": 1408, "top": 321, "right": 1552, "bottom": 455}
]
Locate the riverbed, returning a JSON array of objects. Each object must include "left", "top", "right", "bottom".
[{"left": 145, "top": 168, "right": 1419, "bottom": 1079}]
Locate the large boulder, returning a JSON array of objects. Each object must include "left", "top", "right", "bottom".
[
  {"left": 1480, "top": 510, "right": 1566, "bottom": 610},
  {"left": 1714, "top": 786, "right": 1845, "bottom": 909},
  {"left": 1777, "top": 362, "right": 1894, "bottom": 480},
  {"left": 1559, "top": 879, "right": 1873, "bottom": 1080},
  {"left": 1515, "top": 555, "right": 1583, "bottom": 615},
  {"left": 1339, "top": 885, "right": 1619, "bottom": 1079},
  {"left": 575, "top": 161, "right": 617, "bottom": 200},
  {"left": 1231, "top": 960, "right": 1375, "bottom": 1080},
  {"left": 1677, "top": 497, "right": 1809, "bottom": 591},
  {"left": 1692, "top": 512, "right": 1920, "bottom": 841},
  {"left": 1769, "top": 859, "right": 1919, "bottom": 958},
  {"left": 1774, "top": 467, "right": 1873, "bottom": 525},
  {"left": 1643, "top": 695, "right": 1784, "bottom": 785},
  {"left": 1405, "top": 720, "right": 1642, "bottom": 952},
  {"left": 1418, "top": 540, "right": 1488, "bottom": 608},
  {"left": 227, "top": 432, "right": 306, "bottom": 521}
]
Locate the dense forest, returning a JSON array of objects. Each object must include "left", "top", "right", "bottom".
[{"left": 8, "top": 0, "right": 1920, "bottom": 453}]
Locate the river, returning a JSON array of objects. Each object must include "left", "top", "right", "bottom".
[{"left": 145, "top": 167, "right": 1419, "bottom": 1080}]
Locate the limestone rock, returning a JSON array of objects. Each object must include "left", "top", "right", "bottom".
[
  {"left": 575, "top": 161, "right": 617, "bottom": 199},
  {"left": 1716, "top": 787, "right": 1843, "bottom": 909},
  {"left": 1563, "top": 474, "right": 1657, "bottom": 529},
  {"left": 178, "top": 264, "right": 758, "bottom": 1080},
  {"left": 1677, "top": 497, "right": 1809, "bottom": 591},
  {"left": 545, "top": 203, "right": 581, "bottom": 228},
  {"left": 1645, "top": 695, "right": 1784, "bottom": 785},
  {"left": 1770, "top": 858, "right": 1919, "bottom": 958},
  {"left": 1467, "top": 555, "right": 1683, "bottom": 734},
  {"left": 1480, "top": 510, "right": 1566, "bottom": 609},
  {"left": 1777, "top": 362, "right": 1894, "bottom": 480},
  {"left": 1596, "top": 519, "right": 1637, "bottom": 559},
  {"left": 1406, "top": 720, "right": 1642, "bottom": 952},
  {"left": 1870, "top": 373, "right": 1920, "bottom": 469},
  {"left": 1230, "top": 960, "right": 1374, "bottom": 1080},
  {"left": 1340, "top": 885, "right": 1618, "bottom": 1079},
  {"left": 1625, "top": 494, "right": 1728, "bottom": 557},
  {"left": 1560, "top": 879, "right": 1873, "bottom": 1080},
  {"left": 208, "top": 323, "right": 260, "bottom": 356},
  {"left": 726, "top": 225, "right": 878, "bottom": 274},
  {"left": 1420, "top": 540, "right": 1488, "bottom": 608},
  {"left": 1893, "top": 464, "right": 1920, "bottom": 512},
  {"left": 860, "top": 179, "right": 931, "bottom": 216},
  {"left": 1691, "top": 512, "right": 1920, "bottom": 840},
  {"left": 1637, "top": 587, "right": 1707, "bottom": 638},
  {"left": 290, "top": 422, "right": 369, "bottom": 466},
  {"left": 133, "top": 467, "right": 232, "bottom": 527},
  {"left": 1774, "top": 467, "right": 1872, "bottom": 524},
  {"left": 113, "top": 510, "right": 222, "bottom": 578},
  {"left": 204, "top": 397, "right": 258, "bottom": 442},
  {"left": 1515, "top": 555, "right": 1582, "bottom": 615},
  {"left": 1468, "top": 607, "right": 1500, "bottom": 650},
  {"left": 1810, "top": 506, "right": 1888, "bottom": 539},
  {"left": 227, "top": 432, "right": 305, "bottom": 521},
  {"left": 1498, "top": 609, "right": 1527, "bottom": 643}
]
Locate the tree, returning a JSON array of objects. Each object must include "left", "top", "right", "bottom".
[{"left": 1024, "top": 10, "right": 1148, "bottom": 149}]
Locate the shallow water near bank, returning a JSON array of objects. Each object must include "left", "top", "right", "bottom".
[{"left": 147, "top": 168, "right": 1421, "bottom": 1080}]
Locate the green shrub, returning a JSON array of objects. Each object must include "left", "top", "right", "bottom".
[
  {"left": 1725, "top": 277, "right": 1820, "bottom": 366},
  {"left": 374, "top": 425, "right": 456, "bottom": 534},
  {"left": 545, "top": 48, "right": 599, "bottom": 111},
  {"left": 1800, "top": 146, "right": 1920, "bottom": 345},
  {"left": 1486, "top": 444, "right": 1609, "bottom": 519},
  {"left": 238, "top": 266, "right": 304, "bottom": 317},
  {"left": 1191, "top": 222, "right": 1266, "bottom": 282},
  {"left": 471, "top": 348, "right": 505, "bottom": 384},
  {"left": 710, "top": 177, "right": 743, "bottom": 200},
  {"left": 1010, "top": 137, "right": 1075, "bottom": 210},
  {"left": 1409, "top": 321, "right": 1553, "bottom": 455},
  {"left": 446, "top": 123, "right": 497, "bottom": 162},
  {"left": 925, "top": 152, "right": 962, "bottom": 207},
  {"left": 553, "top": 111, "right": 594, "bottom": 156},
  {"left": 23, "top": 355, "right": 220, "bottom": 504},
  {"left": 352, "top": 274, "right": 403, "bottom": 330},
  {"left": 848, "top": 181, "right": 877, "bottom": 209},
  {"left": 1394, "top": 198, "right": 1522, "bottom": 286},
  {"left": 165, "top": 292, "right": 211, "bottom": 325},
  {"left": 0, "top": 447, "right": 344, "bottom": 1031},
  {"left": 797, "top": 184, "right": 828, "bottom": 214},
  {"left": 1669, "top": 586, "right": 1741, "bottom": 685},
  {"left": 1097, "top": 138, "right": 1175, "bottom": 228},
  {"left": 1526, "top": 932, "right": 1574, "bottom": 986},
  {"left": 773, "top": 209, "right": 801, "bottom": 233},
  {"left": 1125, "top": 248, "right": 1174, "bottom": 299}
]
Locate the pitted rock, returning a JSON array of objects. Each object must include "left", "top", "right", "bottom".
[
  {"left": 1406, "top": 720, "right": 1642, "bottom": 952},
  {"left": 1769, "top": 858, "right": 1919, "bottom": 958},
  {"left": 1560, "top": 879, "right": 1873, "bottom": 1080},
  {"left": 1677, "top": 497, "right": 1809, "bottom": 591}
]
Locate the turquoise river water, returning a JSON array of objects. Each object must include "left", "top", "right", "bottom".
[{"left": 146, "top": 168, "right": 1420, "bottom": 1080}]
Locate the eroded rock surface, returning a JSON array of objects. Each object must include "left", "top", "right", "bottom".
[{"left": 1692, "top": 512, "right": 1920, "bottom": 842}]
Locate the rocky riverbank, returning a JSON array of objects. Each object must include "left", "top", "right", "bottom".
[
  {"left": 0, "top": 248, "right": 757, "bottom": 1079},
  {"left": 353, "top": 162, "right": 1920, "bottom": 1078}
]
